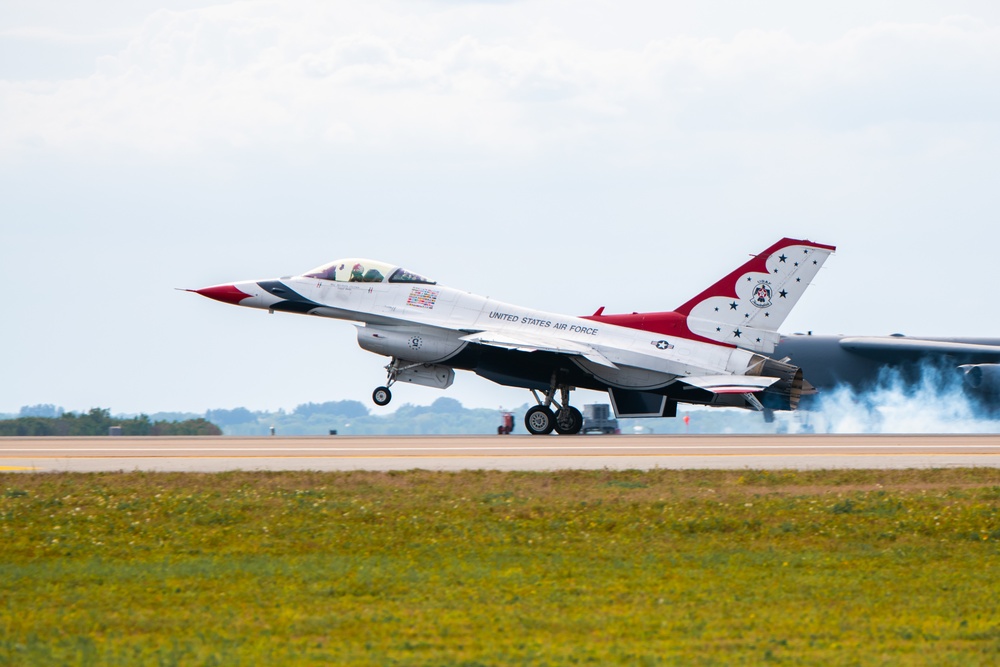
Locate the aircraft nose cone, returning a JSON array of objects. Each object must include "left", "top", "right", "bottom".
[{"left": 194, "top": 284, "right": 251, "bottom": 306}]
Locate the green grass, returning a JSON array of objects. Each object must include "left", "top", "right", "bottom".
[{"left": 1, "top": 468, "right": 999, "bottom": 665}]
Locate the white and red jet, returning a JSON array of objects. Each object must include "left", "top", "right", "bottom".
[{"left": 191, "top": 237, "right": 835, "bottom": 435}]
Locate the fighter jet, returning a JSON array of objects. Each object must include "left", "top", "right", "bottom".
[{"left": 190, "top": 237, "right": 835, "bottom": 435}]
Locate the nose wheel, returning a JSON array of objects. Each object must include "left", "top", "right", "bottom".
[
  {"left": 371, "top": 358, "right": 403, "bottom": 407},
  {"left": 372, "top": 386, "right": 392, "bottom": 406}
]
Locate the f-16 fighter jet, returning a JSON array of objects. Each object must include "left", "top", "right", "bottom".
[{"left": 191, "top": 238, "right": 835, "bottom": 435}]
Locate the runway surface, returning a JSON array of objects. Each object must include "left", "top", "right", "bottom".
[{"left": 2, "top": 434, "right": 1000, "bottom": 472}]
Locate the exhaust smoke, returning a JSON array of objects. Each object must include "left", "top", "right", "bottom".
[{"left": 792, "top": 362, "right": 1000, "bottom": 434}]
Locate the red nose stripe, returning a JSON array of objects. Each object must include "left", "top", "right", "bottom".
[{"left": 195, "top": 284, "right": 251, "bottom": 305}]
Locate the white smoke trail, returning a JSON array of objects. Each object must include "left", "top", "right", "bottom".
[{"left": 790, "top": 364, "right": 1000, "bottom": 434}]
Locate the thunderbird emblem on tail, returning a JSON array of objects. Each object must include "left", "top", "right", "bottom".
[
  {"left": 190, "top": 237, "right": 835, "bottom": 435},
  {"left": 753, "top": 282, "right": 773, "bottom": 308}
]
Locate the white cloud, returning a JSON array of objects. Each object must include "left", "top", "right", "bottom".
[{"left": 2, "top": 4, "right": 998, "bottom": 163}]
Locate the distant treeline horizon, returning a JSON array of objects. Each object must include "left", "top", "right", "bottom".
[
  {"left": 0, "top": 407, "right": 222, "bottom": 437},
  {"left": 1, "top": 399, "right": 791, "bottom": 436},
  {"left": 0, "top": 399, "right": 527, "bottom": 437}
]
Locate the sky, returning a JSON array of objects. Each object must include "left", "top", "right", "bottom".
[{"left": 2, "top": 1, "right": 999, "bottom": 416}]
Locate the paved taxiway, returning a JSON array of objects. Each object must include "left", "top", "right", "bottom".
[{"left": 1, "top": 434, "right": 999, "bottom": 472}]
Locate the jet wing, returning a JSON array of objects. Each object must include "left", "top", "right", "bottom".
[
  {"left": 459, "top": 331, "right": 617, "bottom": 368},
  {"left": 839, "top": 337, "right": 1000, "bottom": 359},
  {"left": 678, "top": 374, "right": 780, "bottom": 394}
]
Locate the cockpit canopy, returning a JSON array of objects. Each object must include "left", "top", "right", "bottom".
[{"left": 302, "top": 258, "right": 435, "bottom": 285}]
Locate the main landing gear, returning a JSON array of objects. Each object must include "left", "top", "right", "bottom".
[{"left": 524, "top": 376, "right": 583, "bottom": 436}]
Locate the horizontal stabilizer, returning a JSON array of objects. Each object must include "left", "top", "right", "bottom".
[
  {"left": 460, "top": 331, "right": 617, "bottom": 368},
  {"left": 685, "top": 321, "right": 781, "bottom": 354},
  {"left": 679, "top": 374, "right": 780, "bottom": 395}
]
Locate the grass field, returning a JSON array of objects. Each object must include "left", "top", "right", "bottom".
[{"left": 2, "top": 468, "right": 999, "bottom": 665}]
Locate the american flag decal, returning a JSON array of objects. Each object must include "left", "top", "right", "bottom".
[{"left": 406, "top": 287, "right": 439, "bottom": 309}]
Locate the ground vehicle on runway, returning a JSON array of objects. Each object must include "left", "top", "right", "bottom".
[
  {"left": 581, "top": 404, "right": 619, "bottom": 435},
  {"left": 191, "top": 237, "right": 834, "bottom": 435},
  {"left": 498, "top": 411, "right": 514, "bottom": 435}
]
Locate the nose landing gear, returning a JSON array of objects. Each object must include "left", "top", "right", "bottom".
[
  {"left": 372, "top": 357, "right": 404, "bottom": 407},
  {"left": 370, "top": 358, "right": 457, "bottom": 407},
  {"left": 372, "top": 385, "right": 392, "bottom": 406}
]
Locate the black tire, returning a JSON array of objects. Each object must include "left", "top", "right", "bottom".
[
  {"left": 524, "top": 406, "right": 555, "bottom": 436},
  {"left": 554, "top": 406, "right": 584, "bottom": 435},
  {"left": 372, "top": 386, "right": 392, "bottom": 406}
]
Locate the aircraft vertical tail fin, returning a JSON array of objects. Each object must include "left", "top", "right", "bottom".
[{"left": 674, "top": 237, "right": 835, "bottom": 353}]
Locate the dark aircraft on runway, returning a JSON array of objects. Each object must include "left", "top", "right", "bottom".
[{"left": 770, "top": 333, "right": 1000, "bottom": 408}]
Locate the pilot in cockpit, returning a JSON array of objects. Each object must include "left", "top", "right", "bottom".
[{"left": 349, "top": 263, "right": 384, "bottom": 282}]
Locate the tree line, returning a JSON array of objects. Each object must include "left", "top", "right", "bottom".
[
  {"left": 0, "top": 408, "right": 222, "bottom": 437},
  {"left": 2, "top": 399, "right": 802, "bottom": 436}
]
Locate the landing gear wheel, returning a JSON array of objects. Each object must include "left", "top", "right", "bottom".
[
  {"left": 524, "top": 406, "right": 555, "bottom": 436},
  {"left": 372, "top": 386, "right": 392, "bottom": 406},
  {"left": 554, "top": 406, "right": 583, "bottom": 435}
]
